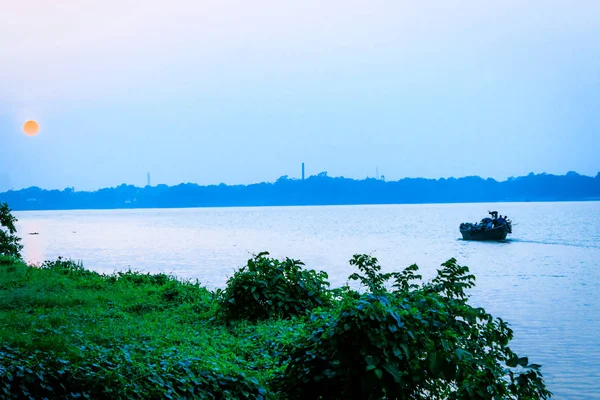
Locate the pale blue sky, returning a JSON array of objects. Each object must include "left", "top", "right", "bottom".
[{"left": 1, "top": 0, "right": 599, "bottom": 191}]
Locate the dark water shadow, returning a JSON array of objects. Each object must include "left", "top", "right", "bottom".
[{"left": 457, "top": 238, "right": 512, "bottom": 245}]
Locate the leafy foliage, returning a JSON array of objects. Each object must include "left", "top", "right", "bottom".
[
  {"left": 0, "top": 252, "right": 550, "bottom": 399},
  {"left": 0, "top": 344, "right": 267, "bottom": 400},
  {"left": 0, "top": 202, "right": 22, "bottom": 258},
  {"left": 219, "top": 252, "right": 331, "bottom": 321},
  {"left": 279, "top": 255, "right": 551, "bottom": 399},
  {"left": 348, "top": 254, "right": 422, "bottom": 294}
]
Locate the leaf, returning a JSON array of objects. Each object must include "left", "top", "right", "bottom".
[
  {"left": 428, "top": 352, "right": 441, "bottom": 375},
  {"left": 517, "top": 357, "right": 529, "bottom": 367},
  {"left": 374, "top": 368, "right": 383, "bottom": 380},
  {"left": 388, "top": 310, "right": 405, "bottom": 328},
  {"left": 506, "top": 357, "right": 518, "bottom": 368},
  {"left": 400, "top": 344, "right": 410, "bottom": 358},
  {"left": 382, "top": 362, "right": 401, "bottom": 381},
  {"left": 441, "top": 340, "right": 450, "bottom": 352},
  {"left": 455, "top": 348, "right": 472, "bottom": 361}
]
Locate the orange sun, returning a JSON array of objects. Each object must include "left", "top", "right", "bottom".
[{"left": 23, "top": 120, "right": 40, "bottom": 136}]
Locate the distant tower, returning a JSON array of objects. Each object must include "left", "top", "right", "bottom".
[
  {"left": 147, "top": 172, "right": 151, "bottom": 187},
  {"left": 302, "top": 163, "right": 305, "bottom": 180}
]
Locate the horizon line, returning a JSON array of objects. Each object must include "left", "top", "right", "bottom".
[{"left": 2, "top": 169, "right": 598, "bottom": 194}]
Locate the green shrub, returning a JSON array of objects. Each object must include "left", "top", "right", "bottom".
[
  {"left": 40, "top": 257, "right": 97, "bottom": 277},
  {"left": 111, "top": 270, "right": 172, "bottom": 286},
  {"left": 0, "top": 344, "right": 268, "bottom": 399},
  {"left": 0, "top": 203, "right": 22, "bottom": 258},
  {"left": 219, "top": 252, "right": 331, "bottom": 321},
  {"left": 0, "top": 255, "right": 20, "bottom": 266},
  {"left": 278, "top": 256, "right": 551, "bottom": 399},
  {"left": 159, "top": 280, "right": 214, "bottom": 308}
]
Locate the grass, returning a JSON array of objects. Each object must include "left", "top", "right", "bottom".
[{"left": 0, "top": 256, "right": 304, "bottom": 399}]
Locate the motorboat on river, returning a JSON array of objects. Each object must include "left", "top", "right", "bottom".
[{"left": 459, "top": 211, "right": 512, "bottom": 241}]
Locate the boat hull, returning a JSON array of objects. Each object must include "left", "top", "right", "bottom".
[{"left": 460, "top": 226, "right": 509, "bottom": 241}]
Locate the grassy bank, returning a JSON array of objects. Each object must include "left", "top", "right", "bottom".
[
  {"left": 0, "top": 256, "right": 301, "bottom": 398},
  {"left": 0, "top": 253, "right": 551, "bottom": 399}
]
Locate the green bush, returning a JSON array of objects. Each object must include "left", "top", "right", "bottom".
[
  {"left": 110, "top": 270, "right": 172, "bottom": 286},
  {"left": 219, "top": 252, "right": 331, "bottom": 321},
  {"left": 0, "top": 203, "right": 22, "bottom": 258},
  {"left": 0, "top": 344, "right": 268, "bottom": 399},
  {"left": 278, "top": 255, "right": 551, "bottom": 399},
  {"left": 40, "top": 257, "right": 98, "bottom": 277}
]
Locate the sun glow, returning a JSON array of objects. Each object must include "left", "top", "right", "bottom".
[{"left": 23, "top": 120, "right": 40, "bottom": 136}]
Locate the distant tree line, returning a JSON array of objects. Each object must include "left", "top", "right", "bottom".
[{"left": 1, "top": 171, "right": 599, "bottom": 211}]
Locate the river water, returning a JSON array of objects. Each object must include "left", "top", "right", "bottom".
[{"left": 14, "top": 201, "right": 600, "bottom": 399}]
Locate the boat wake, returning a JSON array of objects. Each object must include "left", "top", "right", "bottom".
[
  {"left": 456, "top": 237, "right": 600, "bottom": 249},
  {"left": 505, "top": 238, "right": 600, "bottom": 250}
]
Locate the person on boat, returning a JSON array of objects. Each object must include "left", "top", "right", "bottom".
[{"left": 497, "top": 215, "right": 507, "bottom": 226}]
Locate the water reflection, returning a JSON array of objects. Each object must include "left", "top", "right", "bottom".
[{"left": 17, "top": 220, "right": 46, "bottom": 265}]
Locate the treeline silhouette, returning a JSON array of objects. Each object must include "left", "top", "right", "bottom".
[{"left": 1, "top": 171, "right": 599, "bottom": 211}]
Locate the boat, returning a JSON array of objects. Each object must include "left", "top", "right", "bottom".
[{"left": 459, "top": 211, "right": 512, "bottom": 241}]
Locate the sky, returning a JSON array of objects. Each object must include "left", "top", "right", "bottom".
[{"left": 1, "top": 0, "right": 599, "bottom": 191}]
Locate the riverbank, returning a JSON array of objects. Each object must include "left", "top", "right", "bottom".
[
  {"left": 0, "top": 256, "right": 294, "bottom": 398},
  {"left": 0, "top": 254, "right": 551, "bottom": 399}
]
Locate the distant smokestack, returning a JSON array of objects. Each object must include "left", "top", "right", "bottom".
[
  {"left": 302, "top": 163, "right": 305, "bottom": 180},
  {"left": 147, "top": 172, "right": 151, "bottom": 187}
]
